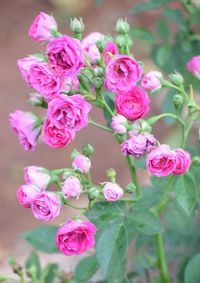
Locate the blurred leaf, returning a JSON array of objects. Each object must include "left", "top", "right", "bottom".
[
  {"left": 130, "top": 0, "right": 174, "bottom": 14},
  {"left": 177, "top": 256, "right": 191, "bottom": 283},
  {"left": 154, "top": 45, "right": 172, "bottom": 67},
  {"left": 175, "top": 174, "right": 198, "bottom": 216},
  {"left": 23, "top": 226, "right": 59, "bottom": 253},
  {"left": 96, "top": 223, "right": 127, "bottom": 282},
  {"left": 130, "top": 27, "right": 154, "bottom": 41},
  {"left": 134, "top": 255, "right": 156, "bottom": 270},
  {"left": 25, "top": 251, "right": 41, "bottom": 279},
  {"left": 74, "top": 256, "right": 99, "bottom": 283},
  {"left": 184, "top": 254, "right": 200, "bottom": 283},
  {"left": 163, "top": 8, "right": 185, "bottom": 27},
  {"left": 0, "top": 276, "right": 8, "bottom": 282},
  {"left": 133, "top": 194, "right": 160, "bottom": 213},
  {"left": 41, "top": 263, "right": 58, "bottom": 283},
  {"left": 161, "top": 90, "right": 176, "bottom": 125},
  {"left": 156, "top": 19, "right": 169, "bottom": 41}
]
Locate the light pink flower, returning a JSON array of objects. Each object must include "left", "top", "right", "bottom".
[
  {"left": 24, "top": 166, "right": 51, "bottom": 190},
  {"left": 146, "top": 144, "right": 177, "bottom": 177},
  {"left": 105, "top": 55, "right": 142, "bottom": 93},
  {"left": 62, "top": 176, "right": 82, "bottom": 198},
  {"left": 31, "top": 192, "right": 61, "bottom": 221},
  {"left": 103, "top": 41, "right": 118, "bottom": 64},
  {"left": 56, "top": 219, "right": 97, "bottom": 255},
  {"left": 173, "top": 148, "right": 191, "bottom": 175},
  {"left": 82, "top": 32, "right": 104, "bottom": 64},
  {"left": 29, "top": 62, "right": 61, "bottom": 101},
  {"left": 72, "top": 154, "right": 91, "bottom": 173},
  {"left": 103, "top": 182, "right": 123, "bottom": 202},
  {"left": 42, "top": 119, "right": 75, "bottom": 148},
  {"left": 121, "top": 133, "right": 157, "bottom": 158},
  {"left": 16, "top": 185, "right": 39, "bottom": 208},
  {"left": 61, "top": 76, "right": 79, "bottom": 93},
  {"left": 29, "top": 12, "right": 57, "bottom": 43},
  {"left": 111, "top": 114, "right": 127, "bottom": 134},
  {"left": 46, "top": 35, "right": 84, "bottom": 77},
  {"left": 9, "top": 110, "right": 40, "bottom": 151},
  {"left": 47, "top": 94, "right": 92, "bottom": 131},
  {"left": 17, "top": 56, "right": 41, "bottom": 84},
  {"left": 186, "top": 55, "right": 200, "bottom": 79},
  {"left": 115, "top": 86, "right": 150, "bottom": 120},
  {"left": 141, "top": 71, "right": 162, "bottom": 92}
]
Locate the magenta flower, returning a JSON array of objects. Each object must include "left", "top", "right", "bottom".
[
  {"left": 141, "top": 71, "right": 162, "bottom": 92},
  {"left": 62, "top": 176, "right": 82, "bottom": 198},
  {"left": 72, "top": 154, "right": 91, "bottom": 173},
  {"left": 173, "top": 148, "right": 191, "bottom": 175},
  {"left": 16, "top": 185, "right": 39, "bottom": 208},
  {"left": 186, "top": 55, "right": 200, "bottom": 79}
]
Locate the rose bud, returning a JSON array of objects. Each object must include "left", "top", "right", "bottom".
[
  {"left": 173, "top": 148, "right": 191, "bottom": 175},
  {"left": 24, "top": 166, "right": 51, "bottom": 191},
  {"left": 115, "top": 18, "right": 130, "bottom": 34},
  {"left": 17, "top": 56, "right": 41, "bottom": 84},
  {"left": 115, "top": 86, "right": 150, "bottom": 121},
  {"left": 16, "top": 185, "right": 39, "bottom": 208},
  {"left": 141, "top": 71, "right": 162, "bottom": 92},
  {"left": 70, "top": 18, "right": 85, "bottom": 34},
  {"left": 31, "top": 192, "right": 61, "bottom": 221},
  {"left": 29, "top": 12, "right": 57, "bottom": 43},
  {"left": 111, "top": 114, "right": 127, "bottom": 134},
  {"left": 82, "top": 32, "right": 104, "bottom": 65},
  {"left": 102, "top": 41, "right": 118, "bottom": 64},
  {"left": 62, "top": 176, "right": 82, "bottom": 198},
  {"left": 56, "top": 219, "right": 97, "bottom": 255},
  {"left": 186, "top": 55, "right": 200, "bottom": 79},
  {"left": 121, "top": 133, "right": 157, "bottom": 158},
  {"left": 72, "top": 154, "right": 91, "bottom": 174},
  {"left": 146, "top": 144, "right": 177, "bottom": 177},
  {"left": 9, "top": 110, "right": 40, "bottom": 151},
  {"left": 103, "top": 182, "right": 123, "bottom": 202}
]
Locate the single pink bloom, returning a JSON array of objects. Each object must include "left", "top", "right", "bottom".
[
  {"left": 62, "top": 176, "right": 82, "bottom": 198},
  {"left": 24, "top": 166, "right": 51, "bottom": 191},
  {"left": 56, "top": 219, "right": 97, "bottom": 255},
  {"left": 111, "top": 114, "right": 127, "bottom": 134},
  {"left": 173, "top": 148, "right": 191, "bottom": 175},
  {"left": 82, "top": 32, "right": 104, "bottom": 65},
  {"left": 9, "top": 110, "right": 40, "bottom": 151},
  {"left": 103, "top": 182, "right": 123, "bottom": 202},
  {"left": 29, "top": 12, "right": 57, "bottom": 43},
  {"left": 72, "top": 154, "right": 91, "bottom": 173},
  {"left": 186, "top": 55, "right": 200, "bottom": 79},
  {"left": 16, "top": 184, "right": 39, "bottom": 208}
]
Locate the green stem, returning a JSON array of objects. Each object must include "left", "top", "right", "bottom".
[
  {"left": 89, "top": 119, "right": 113, "bottom": 133},
  {"left": 126, "top": 156, "right": 142, "bottom": 198},
  {"left": 155, "top": 234, "right": 171, "bottom": 283},
  {"left": 64, "top": 200, "right": 87, "bottom": 211}
]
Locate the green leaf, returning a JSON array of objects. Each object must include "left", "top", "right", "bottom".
[
  {"left": 74, "top": 256, "right": 99, "bottom": 283},
  {"left": 154, "top": 45, "right": 172, "bottom": 67},
  {"left": 161, "top": 90, "right": 176, "bottom": 125},
  {"left": 85, "top": 201, "right": 126, "bottom": 224},
  {"left": 23, "top": 226, "right": 59, "bottom": 253},
  {"left": 163, "top": 8, "right": 185, "bottom": 27},
  {"left": 129, "top": 211, "right": 163, "bottom": 235},
  {"left": 177, "top": 256, "right": 191, "bottom": 283},
  {"left": 130, "top": 0, "right": 173, "bottom": 14},
  {"left": 41, "top": 263, "right": 58, "bottom": 283},
  {"left": 0, "top": 275, "right": 8, "bottom": 282},
  {"left": 25, "top": 251, "right": 41, "bottom": 279},
  {"left": 134, "top": 255, "right": 156, "bottom": 270},
  {"left": 175, "top": 174, "right": 198, "bottom": 216},
  {"left": 130, "top": 27, "right": 154, "bottom": 41},
  {"left": 133, "top": 194, "right": 159, "bottom": 213},
  {"left": 184, "top": 254, "right": 200, "bottom": 283},
  {"left": 96, "top": 223, "right": 127, "bottom": 282},
  {"left": 156, "top": 19, "right": 169, "bottom": 41}
]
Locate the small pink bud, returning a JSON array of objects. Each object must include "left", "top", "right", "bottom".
[
  {"left": 62, "top": 176, "right": 82, "bottom": 198},
  {"left": 173, "top": 148, "right": 191, "bottom": 175},
  {"left": 186, "top": 55, "right": 200, "bottom": 79},
  {"left": 16, "top": 185, "right": 39, "bottom": 208},
  {"left": 24, "top": 166, "right": 51, "bottom": 191},
  {"left": 111, "top": 114, "right": 127, "bottom": 134},
  {"left": 72, "top": 154, "right": 91, "bottom": 173},
  {"left": 103, "top": 182, "right": 123, "bottom": 202},
  {"left": 141, "top": 71, "right": 162, "bottom": 92}
]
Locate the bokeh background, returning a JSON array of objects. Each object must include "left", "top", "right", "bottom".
[{"left": 0, "top": 0, "right": 172, "bottom": 274}]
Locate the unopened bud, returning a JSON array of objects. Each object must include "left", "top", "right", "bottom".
[
  {"left": 125, "top": 183, "right": 136, "bottom": 193},
  {"left": 88, "top": 187, "right": 99, "bottom": 199},
  {"left": 192, "top": 156, "right": 200, "bottom": 166},
  {"left": 94, "top": 67, "right": 104, "bottom": 77},
  {"left": 82, "top": 144, "right": 94, "bottom": 157},
  {"left": 96, "top": 39, "right": 106, "bottom": 53},
  {"left": 115, "top": 35, "right": 126, "bottom": 48},
  {"left": 92, "top": 77, "right": 103, "bottom": 89},
  {"left": 169, "top": 72, "right": 184, "bottom": 86},
  {"left": 173, "top": 94, "right": 184, "bottom": 109},
  {"left": 106, "top": 168, "right": 116, "bottom": 182},
  {"left": 70, "top": 18, "right": 85, "bottom": 34},
  {"left": 115, "top": 18, "right": 130, "bottom": 34},
  {"left": 29, "top": 92, "right": 44, "bottom": 107}
]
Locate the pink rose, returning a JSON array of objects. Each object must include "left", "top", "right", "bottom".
[
  {"left": 105, "top": 55, "right": 142, "bottom": 93},
  {"left": 146, "top": 144, "right": 177, "bottom": 177},
  {"left": 82, "top": 32, "right": 104, "bottom": 64},
  {"left": 186, "top": 55, "right": 200, "bottom": 79},
  {"left": 72, "top": 154, "right": 91, "bottom": 173},
  {"left": 29, "top": 62, "right": 61, "bottom": 101},
  {"left": 103, "top": 41, "right": 118, "bottom": 64},
  {"left": 121, "top": 133, "right": 157, "bottom": 158},
  {"left": 17, "top": 56, "right": 41, "bottom": 84},
  {"left": 61, "top": 76, "right": 79, "bottom": 93},
  {"left": 24, "top": 166, "right": 51, "bottom": 190},
  {"left": 29, "top": 12, "right": 57, "bottom": 43},
  {"left": 62, "top": 176, "right": 82, "bottom": 198},
  {"left": 141, "top": 71, "right": 162, "bottom": 92},
  {"left": 42, "top": 119, "right": 75, "bottom": 148},
  {"left": 115, "top": 86, "right": 150, "bottom": 120},
  {"left": 47, "top": 94, "right": 92, "bottom": 131},
  {"left": 9, "top": 110, "right": 40, "bottom": 151},
  {"left": 56, "top": 219, "right": 97, "bottom": 255},
  {"left": 31, "top": 192, "right": 61, "bottom": 221},
  {"left": 103, "top": 182, "right": 123, "bottom": 202},
  {"left": 173, "top": 148, "right": 191, "bottom": 175},
  {"left": 16, "top": 185, "right": 39, "bottom": 208},
  {"left": 111, "top": 114, "right": 127, "bottom": 134},
  {"left": 46, "top": 35, "right": 84, "bottom": 77}
]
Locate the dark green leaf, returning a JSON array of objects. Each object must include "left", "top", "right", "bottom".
[
  {"left": 134, "top": 255, "right": 156, "bottom": 270},
  {"left": 156, "top": 19, "right": 169, "bottom": 41},
  {"left": 184, "top": 254, "right": 200, "bottom": 283},
  {"left": 25, "top": 251, "right": 41, "bottom": 279},
  {"left": 23, "top": 226, "right": 59, "bottom": 253},
  {"left": 96, "top": 223, "right": 127, "bottom": 282},
  {"left": 41, "top": 263, "right": 58, "bottom": 283},
  {"left": 177, "top": 256, "right": 191, "bottom": 283},
  {"left": 74, "top": 256, "right": 99, "bottom": 283},
  {"left": 175, "top": 174, "right": 198, "bottom": 216},
  {"left": 163, "top": 8, "right": 185, "bottom": 27},
  {"left": 133, "top": 194, "right": 159, "bottom": 213},
  {"left": 130, "top": 27, "right": 154, "bottom": 41}
]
